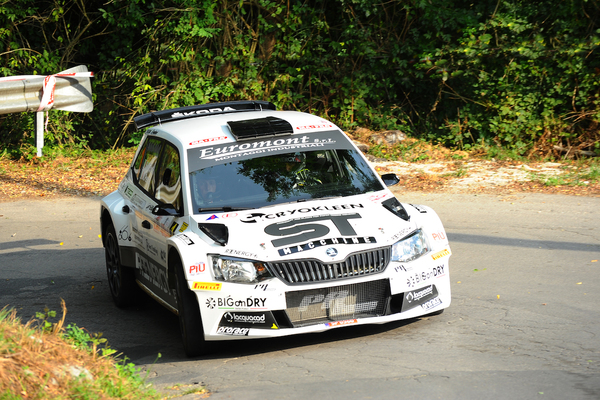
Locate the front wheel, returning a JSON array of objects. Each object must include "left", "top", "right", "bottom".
[
  {"left": 174, "top": 257, "right": 207, "bottom": 357},
  {"left": 104, "top": 222, "right": 136, "bottom": 307}
]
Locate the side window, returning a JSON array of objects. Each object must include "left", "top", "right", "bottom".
[
  {"left": 155, "top": 143, "right": 183, "bottom": 213},
  {"left": 136, "top": 137, "right": 162, "bottom": 194}
]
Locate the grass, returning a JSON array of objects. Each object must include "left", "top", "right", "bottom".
[
  {"left": 529, "top": 161, "right": 600, "bottom": 187},
  {"left": 0, "top": 301, "right": 169, "bottom": 400}
]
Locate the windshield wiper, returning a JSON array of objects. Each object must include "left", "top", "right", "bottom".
[{"left": 198, "top": 206, "right": 251, "bottom": 213}]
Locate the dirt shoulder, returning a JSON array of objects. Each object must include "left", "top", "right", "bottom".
[{"left": 0, "top": 150, "right": 599, "bottom": 202}]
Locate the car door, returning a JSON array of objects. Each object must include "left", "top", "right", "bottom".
[{"left": 129, "top": 136, "right": 184, "bottom": 307}]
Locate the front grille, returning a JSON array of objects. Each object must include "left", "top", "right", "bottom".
[
  {"left": 266, "top": 247, "right": 391, "bottom": 284},
  {"left": 285, "top": 279, "right": 390, "bottom": 327}
]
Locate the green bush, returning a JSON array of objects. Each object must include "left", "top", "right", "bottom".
[{"left": 0, "top": 0, "right": 598, "bottom": 158}]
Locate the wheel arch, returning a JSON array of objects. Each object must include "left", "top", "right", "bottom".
[
  {"left": 167, "top": 244, "right": 184, "bottom": 294},
  {"left": 100, "top": 206, "right": 113, "bottom": 247}
]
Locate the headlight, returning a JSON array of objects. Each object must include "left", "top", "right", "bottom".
[
  {"left": 391, "top": 229, "right": 429, "bottom": 263},
  {"left": 210, "top": 256, "right": 272, "bottom": 283}
]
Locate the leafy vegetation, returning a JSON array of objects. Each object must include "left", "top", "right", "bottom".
[
  {"left": 0, "top": 0, "right": 598, "bottom": 159},
  {"left": 0, "top": 302, "right": 164, "bottom": 399}
]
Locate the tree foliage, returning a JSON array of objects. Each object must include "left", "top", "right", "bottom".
[{"left": 1, "top": 0, "right": 599, "bottom": 158}]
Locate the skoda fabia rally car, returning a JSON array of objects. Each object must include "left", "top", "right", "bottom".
[{"left": 100, "top": 100, "right": 451, "bottom": 356}]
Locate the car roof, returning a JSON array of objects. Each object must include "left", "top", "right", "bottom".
[{"left": 146, "top": 109, "right": 340, "bottom": 151}]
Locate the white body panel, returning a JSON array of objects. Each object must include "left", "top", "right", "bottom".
[{"left": 101, "top": 105, "right": 451, "bottom": 344}]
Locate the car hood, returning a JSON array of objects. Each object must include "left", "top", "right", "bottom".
[{"left": 192, "top": 191, "right": 418, "bottom": 262}]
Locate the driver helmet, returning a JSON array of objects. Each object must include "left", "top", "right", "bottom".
[{"left": 281, "top": 152, "right": 306, "bottom": 173}]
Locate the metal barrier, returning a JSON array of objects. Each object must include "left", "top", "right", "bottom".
[{"left": 0, "top": 65, "right": 94, "bottom": 156}]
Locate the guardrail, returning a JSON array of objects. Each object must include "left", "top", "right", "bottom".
[{"left": 0, "top": 65, "right": 94, "bottom": 156}]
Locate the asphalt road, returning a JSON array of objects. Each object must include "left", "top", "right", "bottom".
[{"left": 1, "top": 191, "right": 599, "bottom": 400}]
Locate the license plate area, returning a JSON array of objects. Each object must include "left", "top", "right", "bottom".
[{"left": 285, "top": 279, "right": 390, "bottom": 327}]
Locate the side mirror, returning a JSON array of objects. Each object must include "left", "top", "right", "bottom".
[
  {"left": 152, "top": 203, "right": 181, "bottom": 217},
  {"left": 381, "top": 173, "right": 400, "bottom": 187}
]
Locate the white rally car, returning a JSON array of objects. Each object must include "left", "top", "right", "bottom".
[{"left": 100, "top": 100, "right": 451, "bottom": 357}]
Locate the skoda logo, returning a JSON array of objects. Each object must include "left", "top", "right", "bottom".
[{"left": 325, "top": 247, "right": 338, "bottom": 257}]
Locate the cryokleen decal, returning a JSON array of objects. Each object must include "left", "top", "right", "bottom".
[{"left": 241, "top": 204, "right": 364, "bottom": 223}]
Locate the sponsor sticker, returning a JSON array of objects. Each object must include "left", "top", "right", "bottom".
[
  {"left": 405, "top": 265, "right": 446, "bottom": 288},
  {"left": 421, "top": 297, "right": 442, "bottom": 311},
  {"left": 431, "top": 248, "right": 451, "bottom": 260},
  {"left": 410, "top": 204, "right": 428, "bottom": 213},
  {"left": 219, "top": 311, "right": 278, "bottom": 328},
  {"left": 401, "top": 284, "right": 439, "bottom": 313},
  {"left": 206, "top": 296, "right": 267, "bottom": 310},
  {"left": 192, "top": 282, "right": 221, "bottom": 291},
  {"left": 390, "top": 227, "right": 414, "bottom": 242},
  {"left": 177, "top": 234, "right": 195, "bottom": 245},
  {"left": 169, "top": 222, "right": 179, "bottom": 235},
  {"left": 265, "top": 213, "right": 363, "bottom": 248},
  {"left": 189, "top": 262, "right": 206, "bottom": 275},
  {"left": 325, "top": 319, "right": 358, "bottom": 327},
  {"left": 216, "top": 326, "right": 250, "bottom": 336},
  {"left": 178, "top": 222, "right": 189, "bottom": 232},
  {"left": 224, "top": 249, "right": 258, "bottom": 259},
  {"left": 135, "top": 253, "right": 170, "bottom": 295},
  {"left": 189, "top": 135, "right": 228, "bottom": 146},
  {"left": 431, "top": 231, "right": 446, "bottom": 241},
  {"left": 220, "top": 213, "right": 238, "bottom": 218},
  {"left": 278, "top": 236, "right": 376, "bottom": 256},
  {"left": 188, "top": 130, "right": 354, "bottom": 171},
  {"left": 295, "top": 123, "right": 334, "bottom": 131},
  {"left": 368, "top": 193, "right": 388, "bottom": 202}
]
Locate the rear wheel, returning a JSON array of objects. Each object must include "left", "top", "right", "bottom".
[
  {"left": 173, "top": 257, "right": 207, "bottom": 357},
  {"left": 104, "top": 222, "right": 136, "bottom": 307}
]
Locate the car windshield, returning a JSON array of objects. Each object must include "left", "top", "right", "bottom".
[{"left": 189, "top": 149, "right": 384, "bottom": 213}]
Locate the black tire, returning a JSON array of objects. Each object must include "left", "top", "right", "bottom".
[
  {"left": 174, "top": 257, "right": 207, "bottom": 357},
  {"left": 104, "top": 222, "right": 136, "bottom": 308}
]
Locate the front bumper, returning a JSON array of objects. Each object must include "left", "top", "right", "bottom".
[{"left": 192, "top": 248, "right": 451, "bottom": 341}]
